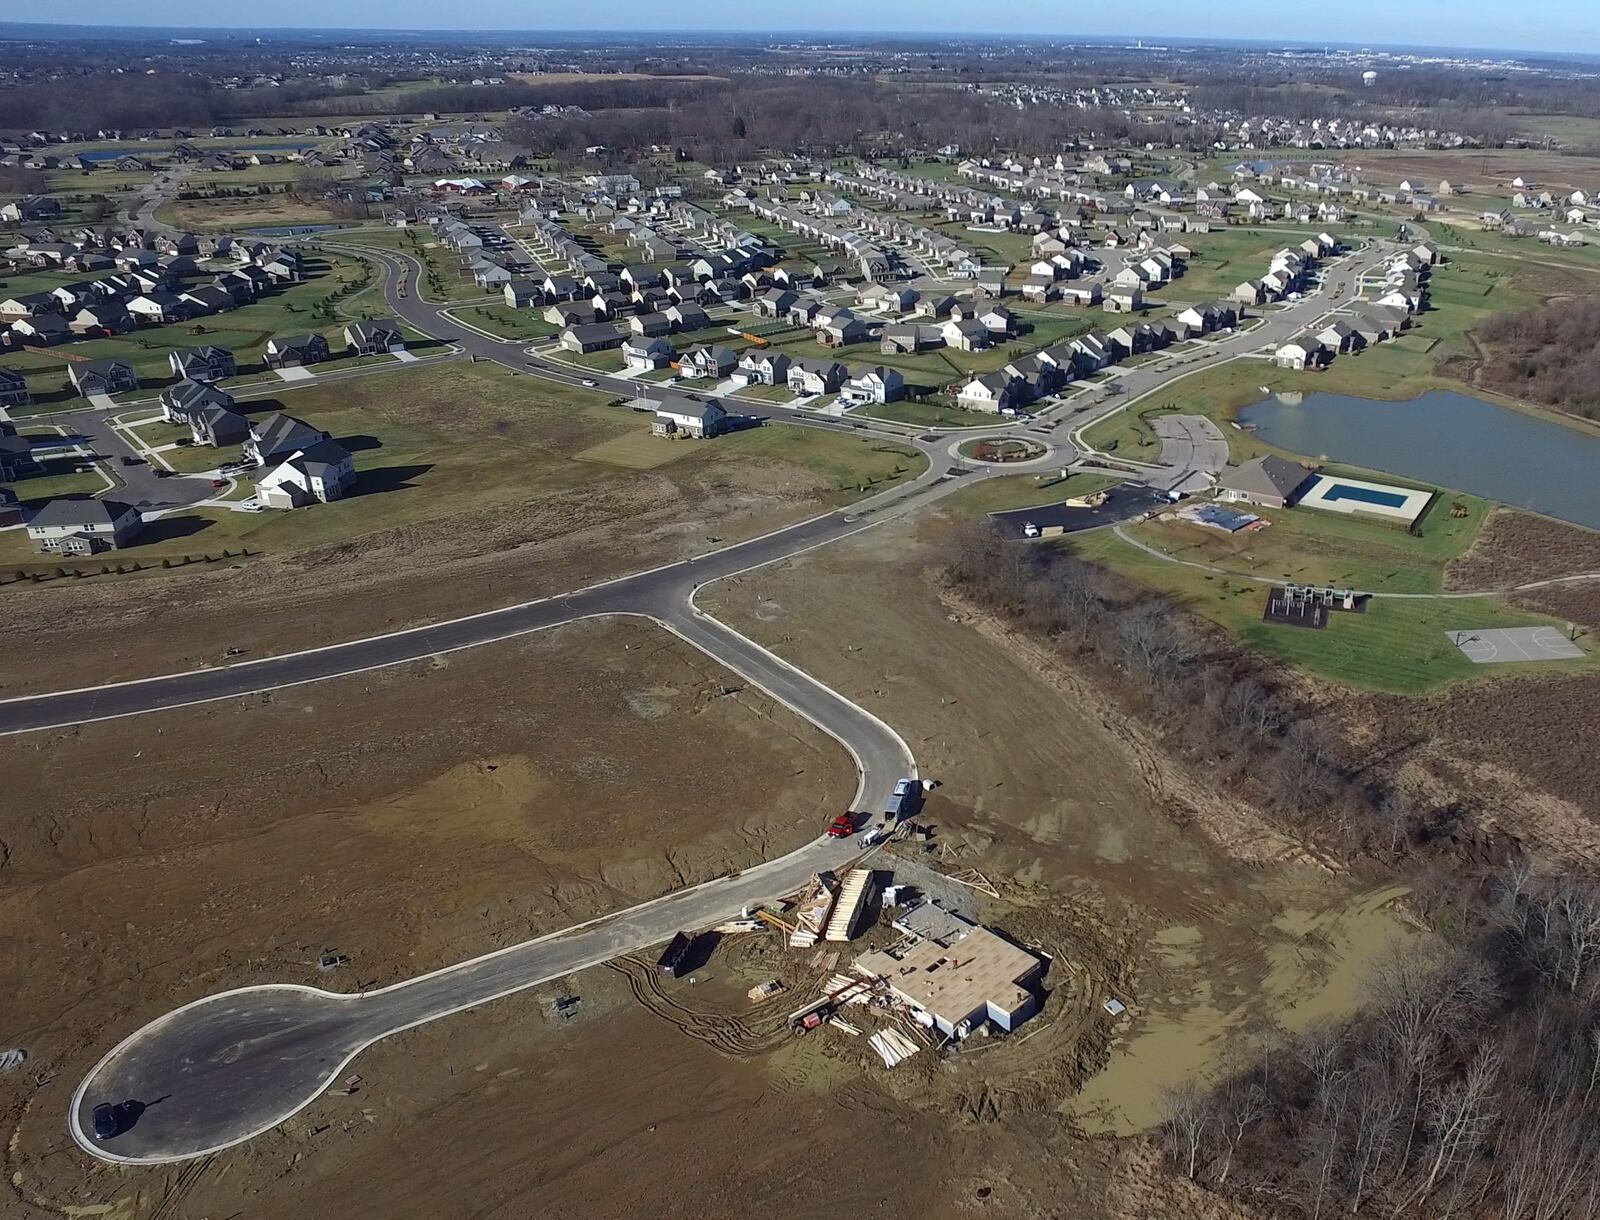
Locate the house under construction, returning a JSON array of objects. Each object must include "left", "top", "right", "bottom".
[{"left": 854, "top": 902, "right": 1046, "bottom": 1039}]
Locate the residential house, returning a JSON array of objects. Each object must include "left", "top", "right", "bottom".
[
  {"left": 629, "top": 312, "right": 673, "bottom": 339},
  {"left": 647, "top": 391, "right": 728, "bottom": 439},
  {"left": 786, "top": 358, "right": 848, "bottom": 397},
  {"left": 622, "top": 335, "right": 675, "bottom": 371},
  {"left": 9, "top": 314, "right": 72, "bottom": 345},
  {"left": 168, "top": 345, "right": 237, "bottom": 383},
  {"left": 68, "top": 358, "right": 138, "bottom": 397},
  {"left": 1275, "top": 338, "right": 1329, "bottom": 370},
  {"left": 344, "top": 318, "right": 406, "bottom": 356},
  {"left": 0, "top": 367, "right": 32, "bottom": 408},
  {"left": 955, "top": 372, "right": 1018, "bottom": 413},
  {"left": 0, "top": 421, "right": 39, "bottom": 479},
  {"left": 842, "top": 365, "right": 905, "bottom": 405},
  {"left": 264, "top": 333, "right": 331, "bottom": 369},
  {"left": 942, "top": 318, "right": 993, "bottom": 352},
  {"left": 560, "top": 322, "right": 625, "bottom": 354},
  {"left": 503, "top": 279, "right": 541, "bottom": 308},
  {"left": 246, "top": 412, "right": 333, "bottom": 467},
  {"left": 161, "top": 380, "right": 248, "bottom": 446},
  {"left": 1217, "top": 454, "right": 1315, "bottom": 509},
  {"left": 680, "top": 344, "right": 738, "bottom": 379},
  {"left": 735, "top": 350, "right": 791, "bottom": 386},
  {"left": 257, "top": 440, "right": 357, "bottom": 508},
  {"left": 27, "top": 498, "right": 144, "bottom": 555}
]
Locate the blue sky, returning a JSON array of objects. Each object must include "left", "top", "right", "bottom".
[{"left": 23, "top": 2, "right": 1600, "bottom": 56}]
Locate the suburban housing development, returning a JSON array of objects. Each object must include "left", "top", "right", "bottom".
[{"left": 6, "top": 16, "right": 1600, "bottom": 1220}]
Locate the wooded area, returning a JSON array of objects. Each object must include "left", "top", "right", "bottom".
[
  {"left": 1161, "top": 870, "right": 1600, "bottom": 1218},
  {"left": 1475, "top": 297, "right": 1600, "bottom": 421}
]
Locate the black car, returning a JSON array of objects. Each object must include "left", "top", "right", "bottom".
[{"left": 91, "top": 1102, "right": 120, "bottom": 1140}]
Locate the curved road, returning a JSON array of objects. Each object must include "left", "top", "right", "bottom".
[{"left": 40, "top": 229, "right": 1388, "bottom": 1164}]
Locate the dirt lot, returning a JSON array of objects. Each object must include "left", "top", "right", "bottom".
[
  {"left": 1329, "top": 148, "right": 1600, "bottom": 195},
  {"left": 699, "top": 509, "right": 1415, "bottom": 1137},
  {"left": 0, "top": 617, "right": 857, "bottom": 1216},
  {"left": 0, "top": 610, "right": 1271, "bottom": 1220},
  {"left": 0, "top": 363, "right": 923, "bottom": 696}
]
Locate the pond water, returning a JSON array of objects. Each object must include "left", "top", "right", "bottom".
[{"left": 1238, "top": 388, "right": 1600, "bottom": 529}]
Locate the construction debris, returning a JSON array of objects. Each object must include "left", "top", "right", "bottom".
[
  {"left": 822, "top": 974, "right": 873, "bottom": 1006},
  {"left": 827, "top": 1016, "right": 862, "bottom": 1036},
  {"left": 712, "top": 919, "right": 764, "bottom": 935},
  {"left": 824, "top": 868, "right": 875, "bottom": 942},
  {"left": 788, "top": 874, "right": 838, "bottom": 949},
  {"left": 0, "top": 1049, "right": 25, "bottom": 1073},
  {"left": 809, "top": 948, "right": 840, "bottom": 973},
  {"left": 1103, "top": 998, "right": 1127, "bottom": 1017},
  {"left": 869, "top": 1027, "right": 921, "bottom": 1068},
  {"left": 947, "top": 868, "right": 1000, "bottom": 899},
  {"left": 747, "top": 981, "right": 785, "bottom": 1004}
]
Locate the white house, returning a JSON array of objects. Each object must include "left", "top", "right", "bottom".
[
  {"left": 842, "top": 365, "right": 905, "bottom": 405},
  {"left": 256, "top": 440, "right": 356, "bottom": 508}
]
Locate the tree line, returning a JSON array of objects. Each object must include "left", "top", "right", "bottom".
[
  {"left": 943, "top": 521, "right": 1450, "bottom": 861},
  {"left": 1160, "top": 867, "right": 1600, "bottom": 1218},
  {"left": 1474, "top": 297, "right": 1600, "bottom": 421}
]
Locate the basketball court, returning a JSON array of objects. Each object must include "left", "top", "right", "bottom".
[{"left": 1447, "top": 627, "right": 1585, "bottom": 664}]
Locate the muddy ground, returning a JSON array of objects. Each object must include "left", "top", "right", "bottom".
[
  {"left": 0, "top": 618, "right": 857, "bottom": 1216},
  {"left": 0, "top": 516, "right": 1398, "bottom": 1219},
  {"left": 699, "top": 509, "right": 1415, "bottom": 1136}
]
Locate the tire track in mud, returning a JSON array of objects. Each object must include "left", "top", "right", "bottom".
[{"left": 607, "top": 957, "right": 791, "bottom": 1059}]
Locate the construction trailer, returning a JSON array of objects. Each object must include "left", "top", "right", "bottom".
[{"left": 657, "top": 931, "right": 695, "bottom": 978}]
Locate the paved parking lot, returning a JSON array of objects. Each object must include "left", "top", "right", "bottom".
[{"left": 989, "top": 482, "right": 1168, "bottom": 538}]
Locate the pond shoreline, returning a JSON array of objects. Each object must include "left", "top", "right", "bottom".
[{"left": 1241, "top": 388, "right": 1600, "bottom": 531}]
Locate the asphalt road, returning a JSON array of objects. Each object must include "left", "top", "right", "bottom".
[{"left": 53, "top": 230, "right": 1389, "bottom": 1164}]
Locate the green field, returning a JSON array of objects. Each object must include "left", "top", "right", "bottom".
[
  {"left": 1176, "top": 229, "right": 1302, "bottom": 299},
  {"left": 945, "top": 470, "right": 1123, "bottom": 516},
  {"left": 1126, "top": 490, "right": 1489, "bottom": 595},
  {"left": 1069, "top": 526, "right": 1591, "bottom": 693}
]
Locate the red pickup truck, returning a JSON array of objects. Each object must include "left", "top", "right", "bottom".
[{"left": 826, "top": 812, "right": 856, "bottom": 839}]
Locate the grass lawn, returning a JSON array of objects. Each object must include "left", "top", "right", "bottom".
[
  {"left": 454, "top": 302, "right": 559, "bottom": 340},
  {"left": 1069, "top": 527, "right": 1592, "bottom": 693},
  {"left": 9, "top": 453, "right": 110, "bottom": 507},
  {"left": 711, "top": 426, "right": 925, "bottom": 501},
  {"left": 1177, "top": 229, "right": 1300, "bottom": 299},
  {"left": 858, "top": 398, "right": 996, "bottom": 427},
  {"left": 157, "top": 194, "right": 344, "bottom": 232},
  {"left": 945, "top": 470, "right": 1124, "bottom": 517},
  {"left": 1127, "top": 490, "right": 1490, "bottom": 595},
  {"left": 123, "top": 419, "right": 232, "bottom": 473}
]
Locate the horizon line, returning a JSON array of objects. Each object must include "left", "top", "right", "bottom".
[{"left": 0, "top": 21, "right": 1584, "bottom": 61}]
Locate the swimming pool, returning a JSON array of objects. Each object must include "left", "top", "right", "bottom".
[{"left": 1322, "top": 483, "right": 1409, "bottom": 509}]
